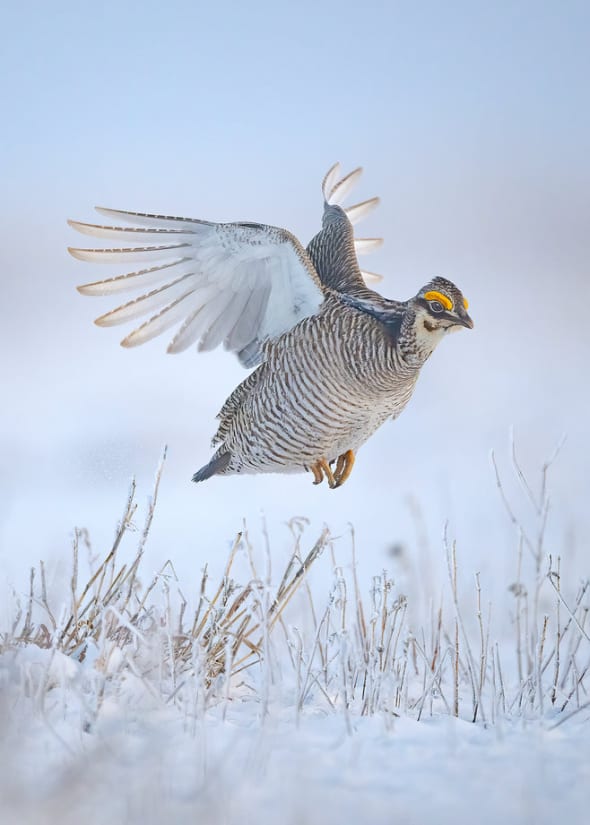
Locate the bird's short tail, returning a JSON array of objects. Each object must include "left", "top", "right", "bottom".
[{"left": 192, "top": 451, "right": 232, "bottom": 483}]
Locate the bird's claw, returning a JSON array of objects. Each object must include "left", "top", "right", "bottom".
[{"left": 308, "top": 450, "right": 355, "bottom": 489}]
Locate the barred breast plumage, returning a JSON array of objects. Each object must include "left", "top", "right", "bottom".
[
  {"left": 209, "top": 299, "right": 418, "bottom": 477},
  {"left": 68, "top": 162, "right": 473, "bottom": 489}
]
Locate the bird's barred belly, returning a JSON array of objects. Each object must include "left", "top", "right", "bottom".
[{"left": 224, "top": 372, "right": 415, "bottom": 474}]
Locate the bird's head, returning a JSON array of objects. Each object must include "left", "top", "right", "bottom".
[{"left": 410, "top": 277, "right": 473, "bottom": 342}]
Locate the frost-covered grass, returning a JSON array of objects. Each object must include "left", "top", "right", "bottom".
[{"left": 1, "top": 448, "right": 589, "bottom": 824}]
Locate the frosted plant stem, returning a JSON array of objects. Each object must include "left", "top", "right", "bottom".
[
  {"left": 339, "top": 631, "right": 353, "bottom": 736},
  {"left": 70, "top": 532, "right": 79, "bottom": 630},
  {"left": 445, "top": 533, "right": 459, "bottom": 718},
  {"left": 260, "top": 534, "right": 272, "bottom": 722},
  {"left": 495, "top": 643, "right": 506, "bottom": 715},
  {"left": 546, "top": 575, "right": 590, "bottom": 644},
  {"left": 548, "top": 699, "right": 590, "bottom": 730},
  {"left": 515, "top": 533, "right": 524, "bottom": 683},
  {"left": 560, "top": 652, "right": 590, "bottom": 712},
  {"left": 38, "top": 559, "right": 56, "bottom": 633},
  {"left": 491, "top": 451, "right": 535, "bottom": 558},
  {"left": 510, "top": 429, "right": 541, "bottom": 514},
  {"left": 23, "top": 567, "right": 35, "bottom": 640},
  {"left": 444, "top": 527, "right": 485, "bottom": 723},
  {"left": 293, "top": 626, "right": 304, "bottom": 726},
  {"left": 298, "top": 606, "right": 331, "bottom": 709},
  {"left": 550, "top": 555, "right": 561, "bottom": 705},
  {"left": 559, "top": 592, "right": 589, "bottom": 691},
  {"left": 414, "top": 643, "right": 452, "bottom": 719},
  {"left": 536, "top": 615, "right": 549, "bottom": 715},
  {"left": 475, "top": 572, "right": 485, "bottom": 722}
]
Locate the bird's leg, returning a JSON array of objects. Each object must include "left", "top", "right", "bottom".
[
  {"left": 333, "top": 450, "right": 355, "bottom": 488},
  {"left": 309, "top": 458, "right": 336, "bottom": 488}
]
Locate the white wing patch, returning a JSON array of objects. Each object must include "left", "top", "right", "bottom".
[
  {"left": 69, "top": 212, "right": 324, "bottom": 365},
  {"left": 69, "top": 163, "right": 384, "bottom": 363}
]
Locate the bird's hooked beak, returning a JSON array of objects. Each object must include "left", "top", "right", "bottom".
[{"left": 455, "top": 312, "right": 474, "bottom": 330}]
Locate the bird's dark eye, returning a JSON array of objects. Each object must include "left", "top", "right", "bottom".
[{"left": 429, "top": 300, "right": 444, "bottom": 313}]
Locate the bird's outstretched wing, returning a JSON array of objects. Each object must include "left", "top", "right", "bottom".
[
  {"left": 69, "top": 213, "right": 324, "bottom": 367},
  {"left": 68, "top": 163, "right": 382, "bottom": 366},
  {"left": 306, "top": 163, "right": 383, "bottom": 296}
]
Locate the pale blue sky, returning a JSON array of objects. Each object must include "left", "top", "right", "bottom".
[
  {"left": 1, "top": 1, "right": 589, "bottom": 583},
  {"left": 2, "top": 0, "right": 589, "bottom": 206}
]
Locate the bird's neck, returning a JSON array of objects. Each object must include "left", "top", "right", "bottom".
[{"left": 397, "top": 310, "right": 444, "bottom": 368}]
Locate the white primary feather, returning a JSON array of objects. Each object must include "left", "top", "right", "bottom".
[
  {"left": 70, "top": 164, "right": 386, "bottom": 362},
  {"left": 70, "top": 213, "right": 324, "bottom": 363},
  {"left": 69, "top": 244, "right": 190, "bottom": 264},
  {"left": 95, "top": 275, "right": 200, "bottom": 327},
  {"left": 344, "top": 197, "right": 380, "bottom": 226},
  {"left": 354, "top": 238, "right": 384, "bottom": 254},
  {"left": 76, "top": 260, "right": 194, "bottom": 296},
  {"left": 67, "top": 219, "right": 196, "bottom": 240},
  {"left": 360, "top": 270, "right": 384, "bottom": 284},
  {"left": 95, "top": 207, "right": 204, "bottom": 231},
  {"left": 326, "top": 167, "right": 363, "bottom": 206},
  {"left": 321, "top": 162, "right": 342, "bottom": 202}
]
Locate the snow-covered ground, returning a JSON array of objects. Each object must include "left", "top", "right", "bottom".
[
  {"left": 1, "top": 670, "right": 588, "bottom": 825},
  {"left": 1, "top": 467, "right": 589, "bottom": 824}
]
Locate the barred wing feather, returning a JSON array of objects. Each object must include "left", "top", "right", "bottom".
[
  {"left": 69, "top": 212, "right": 324, "bottom": 366},
  {"left": 306, "top": 163, "right": 384, "bottom": 293}
]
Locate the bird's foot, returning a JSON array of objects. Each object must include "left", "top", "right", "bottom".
[
  {"left": 308, "top": 458, "right": 337, "bottom": 488},
  {"left": 308, "top": 450, "right": 355, "bottom": 489},
  {"left": 333, "top": 449, "right": 355, "bottom": 488}
]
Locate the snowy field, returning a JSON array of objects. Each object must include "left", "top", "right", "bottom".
[
  {"left": 2, "top": 2, "right": 590, "bottom": 823},
  {"left": 1, "top": 448, "right": 589, "bottom": 824},
  {"left": 2, "top": 680, "right": 588, "bottom": 825}
]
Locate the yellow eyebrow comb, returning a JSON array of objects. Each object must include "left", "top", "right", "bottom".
[{"left": 424, "top": 290, "right": 453, "bottom": 311}]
